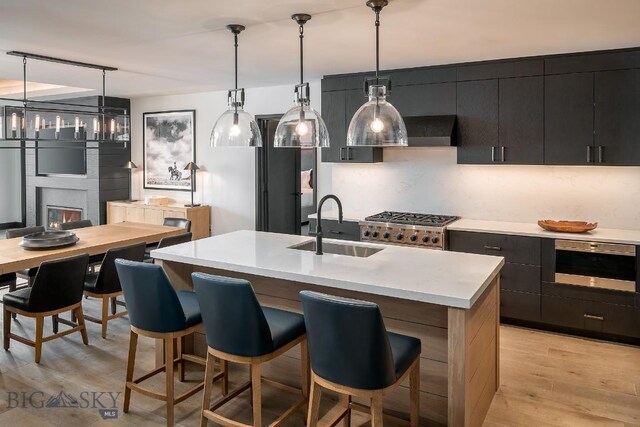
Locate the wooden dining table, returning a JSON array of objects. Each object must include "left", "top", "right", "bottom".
[{"left": 0, "top": 222, "right": 185, "bottom": 275}]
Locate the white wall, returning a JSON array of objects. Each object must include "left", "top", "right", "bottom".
[
  {"left": 0, "top": 149, "right": 22, "bottom": 223},
  {"left": 331, "top": 148, "right": 640, "bottom": 230},
  {"left": 130, "top": 81, "right": 331, "bottom": 235}
]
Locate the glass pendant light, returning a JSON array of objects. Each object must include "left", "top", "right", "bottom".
[
  {"left": 274, "top": 14, "right": 329, "bottom": 148},
  {"left": 347, "top": 0, "right": 407, "bottom": 147},
  {"left": 211, "top": 24, "right": 262, "bottom": 147}
]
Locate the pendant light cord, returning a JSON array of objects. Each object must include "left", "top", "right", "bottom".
[
  {"left": 299, "top": 23, "right": 304, "bottom": 85},
  {"left": 234, "top": 32, "right": 239, "bottom": 91},
  {"left": 375, "top": 8, "right": 380, "bottom": 86}
]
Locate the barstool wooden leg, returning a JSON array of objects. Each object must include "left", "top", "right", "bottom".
[
  {"left": 410, "top": 359, "right": 420, "bottom": 427},
  {"left": 300, "top": 340, "right": 310, "bottom": 399},
  {"left": 251, "top": 364, "right": 262, "bottom": 427},
  {"left": 177, "top": 336, "right": 185, "bottom": 382},
  {"left": 340, "top": 395, "right": 351, "bottom": 427},
  {"left": 165, "top": 338, "right": 175, "bottom": 427},
  {"left": 220, "top": 359, "right": 228, "bottom": 396},
  {"left": 124, "top": 330, "right": 138, "bottom": 413},
  {"left": 34, "top": 315, "right": 44, "bottom": 363},
  {"left": 3, "top": 307, "right": 11, "bottom": 350},
  {"left": 76, "top": 307, "right": 89, "bottom": 345},
  {"left": 370, "top": 393, "right": 384, "bottom": 427},
  {"left": 100, "top": 297, "right": 109, "bottom": 339},
  {"left": 200, "top": 352, "right": 216, "bottom": 427},
  {"left": 307, "top": 377, "right": 322, "bottom": 427}
]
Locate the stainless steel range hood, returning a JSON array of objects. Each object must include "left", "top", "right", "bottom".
[{"left": 403, "top": 115, "right": 456, "bottom": 147}]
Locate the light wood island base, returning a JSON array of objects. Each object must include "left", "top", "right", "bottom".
[{"left": 157, "top": 259, "right": 500, "bottom": 426}]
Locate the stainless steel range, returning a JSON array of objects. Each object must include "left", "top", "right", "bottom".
[{"left": 359, "top": 211, "right": 459, "bottom": 250}]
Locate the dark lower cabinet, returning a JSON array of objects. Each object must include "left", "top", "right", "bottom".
[
  {"left": 541, "top": 295, "right": 640, "bottom": 339},
  {"left": 501, "top": 290, "right": 540, "bottom": 322},
  {"left": 307, "top": 219, "right": 361, "bottom": 242},
  {"left": 447, "top": 230, "right": 541, "bottom": 265},
  {"left": 501, "top": 263, "right": 540, "bottom": 293}
]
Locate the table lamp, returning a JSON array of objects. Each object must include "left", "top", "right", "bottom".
[
  {"left": 184, "top": 162, "right": 200, "bottom": 207},
  {"left": 124, "top": 161, "right": 138, "bottom": 202}
]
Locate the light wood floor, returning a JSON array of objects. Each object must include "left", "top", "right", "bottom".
[{"left": 0, "top": 295, "right": 639, "bottom": 426}]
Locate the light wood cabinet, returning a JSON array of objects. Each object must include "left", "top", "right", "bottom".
[{"left": 107, "top": 201, "right": 210, "bottom": 240}]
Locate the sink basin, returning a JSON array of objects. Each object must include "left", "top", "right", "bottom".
[{"left": 289, "top": 240, "right": 383, "bottom": 258}]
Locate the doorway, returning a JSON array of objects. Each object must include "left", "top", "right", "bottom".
[{"left": 255, "top": 116, "right": 317, "bottom": 235}]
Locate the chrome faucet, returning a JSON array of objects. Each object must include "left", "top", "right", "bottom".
[{"left": 315, "top": 194, "right": 343, "bottom": 255}]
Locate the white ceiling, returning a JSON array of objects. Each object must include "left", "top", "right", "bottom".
[{"left": 0, "top": 0, "right": 639, "bottom": 98}]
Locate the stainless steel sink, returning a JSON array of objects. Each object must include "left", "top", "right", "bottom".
[{"left": 289, "top": 240, "right": 383, "bottom": 258}]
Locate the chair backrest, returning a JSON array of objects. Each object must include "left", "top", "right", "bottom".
[
  {"left": 5, "top": 225, "right": 45, "bottom": 239},
  {"left": 157, "top": 232, "right": 192, "bottom": 249},
  {"left": 59, "top": 219, "right": 93, "bottom": 230},
  {"left": 299, "top": 291, "right": 396, "bottom": 390},
  {"left": 192, "top": 273, "right": 273, "bottom": 357},
  {"left": 95, "top": 242, "right": 146, "bottom": 294},
  {"left": 28, "top": 254, "right": 90, "bottom": 312},
  {"left": 114, "top": 260, "right": 187, "bottom": 333},
  {"left": 163, "top": 217, "right": 191, "bottom": 232}
]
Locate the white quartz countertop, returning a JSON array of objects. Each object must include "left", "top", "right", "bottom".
[
  {"left": 448, "top": 219, "right": 640, "bottom": 245},
  {"left": 152, "top": 230, "right": 504, "bottom": 309}
]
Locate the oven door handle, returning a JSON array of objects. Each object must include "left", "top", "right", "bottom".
[{"left": 584, "top": 313, "right": 604, "bottom": 321}]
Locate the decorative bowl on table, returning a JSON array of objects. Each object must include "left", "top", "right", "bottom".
[
  {"left": 537, "top": 220, "right": 598, "bottom": 233},
  {"left": 19, "top": 231, "right": 79, "bottom": 250}
]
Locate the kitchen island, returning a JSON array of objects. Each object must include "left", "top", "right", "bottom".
[{"left": 152, "top": 231, "right": 504, "bottom": 426}]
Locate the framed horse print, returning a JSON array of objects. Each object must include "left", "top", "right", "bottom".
[{"left": 143, "top": 110, "right": 196, "bottom": 191}]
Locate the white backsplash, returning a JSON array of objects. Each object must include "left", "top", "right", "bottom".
[{"left": 331, "top": 148, "right": 640, "bottom": 230}]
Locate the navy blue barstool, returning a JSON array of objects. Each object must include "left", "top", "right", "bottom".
[
  {"left": 300, "top": 291, "right": 421, "bottom": 427},
  {"left": 115, "top": 260, "right": 222, "bottom": 427},
  {"left": 192, "top": 272, "right": 309, "bottom": 427}
]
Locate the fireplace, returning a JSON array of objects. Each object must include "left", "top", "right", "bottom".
[{"left": 47, "top": 206, "right": 83, "bottom": 229}]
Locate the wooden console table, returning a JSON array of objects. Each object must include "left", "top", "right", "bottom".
[{"left": 106, "top": 201, "right": 210, "bottom": 240}]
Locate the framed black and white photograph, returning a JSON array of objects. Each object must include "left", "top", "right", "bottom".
[{"left": 143, "top": 110, "right": 196, "bottom": 191}]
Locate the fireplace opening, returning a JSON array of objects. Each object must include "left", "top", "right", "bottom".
[{"left": 47, "top": 206, "right": 83, "bottom": 229}]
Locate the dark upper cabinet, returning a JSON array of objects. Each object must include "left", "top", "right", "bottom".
[
  {"left": 320, "top": 78, "right": 383, "bottom": 164},
  {"left": 391, "top": 82, "right": 457, "bottom": 117},
  {"left": 456, "top": 79, "right": 499, "bottom": 164},
  {"left": 544, "top": 73, "right": 595, "bottom": 165},
  {"left": 499, "top": 76, "right": 544, "bottom": 165},
  {"left": 321, "top": 89, "right": 346, "bottom": 163},
  {"left": 594, "top": 69, "right": 640, "bottom": 166}
]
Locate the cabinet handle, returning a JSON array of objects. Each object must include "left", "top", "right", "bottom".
[
  {"left": 328, "top": 230, "right": 343, "bottom": 235},
  {"left": 584, "top": 313, "right": 604, "bottom": 321},
  {"left": 598, "top": 145, "right": 604, "bottom": 163},
  {"left": 346, "top": 147, "right": 352, "bottom": 161},
  {"left": 340, "top": 147, "right": 346, "bottom": 161},
  {"left": 501, "top": 146, "right": 506, "bottom": 162},
  {"left": 586, "top": 145, "right": 593, "bottom": 163},
  {"left": 491, "top": 146, "right": 497, "bottom": 162},
  {"left": 484, "top": 245, "right": 502, "bottom": 251}
]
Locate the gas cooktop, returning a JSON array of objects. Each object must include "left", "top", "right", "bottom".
[{"left": 364, "top": 211, "right": 459, "bottom": 227}]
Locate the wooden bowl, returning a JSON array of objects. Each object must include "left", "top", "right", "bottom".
[{"left": 537, "top": 220, "right": 598, "bottom": 233}]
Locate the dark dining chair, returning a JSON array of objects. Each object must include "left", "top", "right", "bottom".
[
  {"left": 300, "top": 291, "right": 421, "bottom": 427},
  {"left": 193, "top": 272, "right": 308, "bottom": 427},
  {"left": 0, "top": 274, "right": 17, "bottom": 292},
  {"left": 5, "top": 226, "right": 45, "bottom": 287},
  {"left": 59, "top": 219, "right": 93, "bottom": 230},
  {"left": 163, "top": 217, "right": 191, "bottom": 232},
  {"left": 80, "top": 242, "right": 146, "bottom": 338},
  {"left": 3, "top": 253, "right": 90, "bottom": 363},
  {"left": 115, "top": 260, "right": 210, "bottom": 427},
  {"left": 143, "top": 232, "right": 193, "bottom": 263}
]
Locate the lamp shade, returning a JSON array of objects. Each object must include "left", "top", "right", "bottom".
[
  {"left": 124, "top": 161, "right": 138, "bottom": 169},
  {"left": 274, "top": 103, "right": 329, "bottom": 148},
  {"left": 347, "top": 84, "right": 407, "bottom": 147},
  {"left": 210, "top": 105, "right": 262, "bottom": 148},
  {"left": 183, "top": 162, "right": 199, "bottom": 171}
]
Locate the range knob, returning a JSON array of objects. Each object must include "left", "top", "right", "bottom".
[
  {"left": 363, "top": 230, "right": 371, "bottom": 237},
  {"left": 431, "top": 236, "right": 440, "bottom": 244},
  {"left": 422, "top": 235, "right": 430, "bottom": 243},
  {"left": 383, "top": 231, "right": 391, "bottom": 239},
  {"left": 409, "top": 233, "right": 418, "bottom": 242},
  {"left": 396, "top": 233, "right": 404, "bottom": 241},
  {"left": 372, "top": 231, "right": 379, "bottom": 238}
]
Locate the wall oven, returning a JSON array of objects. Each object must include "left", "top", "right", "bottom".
[{"left": 555, "top": 240, "right": 637, "bottom": 292}]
